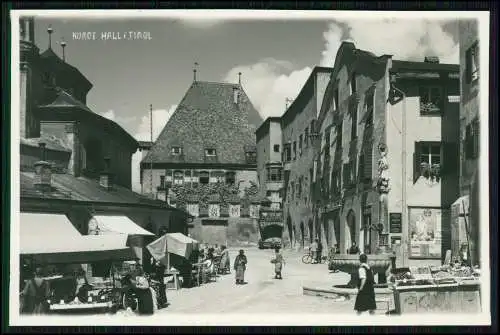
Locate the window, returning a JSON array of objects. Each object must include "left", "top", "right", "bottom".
[
  {"left": 336, "top": 122, "right": 343, "bottom": 150},
  {"left": 334, "top": 87, "right": 339, "bottom": 110},
  {"left": 199, "top": 171, "right": 209, "bottom": 184},
  {"left": 159, "top": 175, "right": 166, "bottom": 189},
  {"left": 413, "top": 142, "right": 442, "bottom": 182},
  {"left": 466, "top": 42, "right": 479, "bottom": 84},
  {"left": 284, "top": 143, "right": 292, "bottom": 162},
  {"left": 171, "top": 146, "right": 182, "bottom": 155},
  {"left": 365, "top": 91, "right": 374, "bottom": 127},
  {"left": 173, "top": 170, "right": 184, "bottom": 185},
  {"left": 419, "top": 86, "right": 443, "bottom": 115},
  {"left": 225, "top": 171, "right": 236, "bottom": 185},
  {"left": 325, "top": 129, "right": 331, "bottom": 149},
  {"left": 304, "top": 127, "right": 309, "bottom": 147},
  {"left": 351, "top": 104, "right": 358, "bottom": 140},
  {"left": 266, "top": 191, "right": 272, "bottom": 197},
  {"left": 245, "top": 151, "right": 257, "bottom": 164},
  {"left": 420, "top": 142, "right": 441, "bottom": 166},
  {"left": 273, "top": 144, "right": 280, "bottom": 153},
  {"left": 465, "top": 118, "right": 480, "bottom": 159},
  {"left": 350, "top": 72, "right": 357, "bottom": 95},
  {"left": 299, "top": 135, "right": 303, "bottom": 156},
  {"left": 297, "top": 179, "right": 302, "bottom": 198},
  {"left": 267, "top": 167, "right": 282, "bottom": 182},
  {"left": 342, "top": 160, "right": 356, "bottom": 188},
  {"left": 293, "top": 141, "right": 297, "bottom": 160},
  {"left": 205, "top": 148, "right": 216, "bottom": 157}
]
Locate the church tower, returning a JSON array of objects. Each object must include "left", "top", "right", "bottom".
[{"left": 19, "top": 17, "right": 40, "bottom": 138}]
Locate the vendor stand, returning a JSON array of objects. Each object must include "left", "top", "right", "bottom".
[
  {"left": 21, "top": 234, "right": 137, "bottom": 314},
  {"left": 147, "top": 232, "right": 199, "bottom": 289},
  {"left": 390, "top": 263, "right": 481, "bottom": 314}
]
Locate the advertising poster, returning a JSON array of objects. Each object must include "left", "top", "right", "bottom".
[{"left": 408, "top": 207, "right": 442, "bottom": 259}]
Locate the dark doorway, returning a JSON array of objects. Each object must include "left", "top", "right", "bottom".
[
  {"left": 346, "top": 209, "right": 356, "bottom": 248},
  {"left": 334, "top": 213, "right": 341, "bottom": 247},
  {"left": 323, "top": 215, "right": 330, "bottom": 247},
  {"left": 300, "top": 221, "right": 305, "bottom": 246},
  {"left": 286, "top": 215, "right": 293, "bottom": 247},
  {"left": 363, "top": 212, "right": 372, "bottom": 253}
]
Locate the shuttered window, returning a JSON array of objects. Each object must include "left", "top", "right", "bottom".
[
  {"left": 413, "top": 141, "right": 442, "bottom": 182},
  {"left": 363, "top": 143, "right": 373, "bottom": 180}
]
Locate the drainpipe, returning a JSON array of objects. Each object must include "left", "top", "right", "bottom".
[{"left": 389, "top": 77, "right": 407, "bottom": 267}]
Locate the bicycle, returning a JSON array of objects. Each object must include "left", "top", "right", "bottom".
[{"left": 302, "top": 248, "right": 327, "bottom": 264}]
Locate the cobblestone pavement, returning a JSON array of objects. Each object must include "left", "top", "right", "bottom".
[{"left": 158, "top": 247, "right": 357, "bottom": 314}]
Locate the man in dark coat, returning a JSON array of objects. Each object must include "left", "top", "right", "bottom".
[
  {"left": 354, "top": 253, "right": 377, "bottom": 315},
  {"left": 234, "top": 249, "right": 247, "bottom": 285}
]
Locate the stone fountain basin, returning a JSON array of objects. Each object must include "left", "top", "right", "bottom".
[{"left": 330, "top": 254, "right": 392, "bottom": 274}]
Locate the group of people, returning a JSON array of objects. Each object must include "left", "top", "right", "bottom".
[
  {"left": 309, "top": 238, "right": 324, "bottom": 263},
  {"left": 196, "top": 243, "right": 231, "bottom": 278}
]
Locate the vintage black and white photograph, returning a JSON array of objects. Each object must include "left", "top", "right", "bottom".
[{"left": 9, "top": 10, "right": 490, "bottom": 326}]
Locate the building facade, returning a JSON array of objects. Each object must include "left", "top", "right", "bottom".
[
  {"left": 140, "top": 76, "right": 266, "bottom": 245},
  {"left": 19, "top": 18, "right": 191, "bottom": 270},
  {"left": 255, "top": 117, "right": 283, "bottom": 210},
  {"left": 279, "top": 67, "right": 332, "bottom": 249},
  {"left": 453, "top": 20, "right": 480, "bottom": 265},
  {"left": 314, "top": 42, "right": 460, "bottom": 267}
]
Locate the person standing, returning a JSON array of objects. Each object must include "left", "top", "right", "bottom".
[
  {"left": 220, "top": 245, "right": 231, "bottom": 273},
  {"left": 310, "top": 239, "right": 318, "bottom": 264},
  {"left": 20, "top": 267, "right": 50, "bottom": 314},
  {"left": 271, "top": 247, "right": 285, "bottom": 279},
  {"left": 316, "top": 239, "right": 323, "bottom": 264},
  {"left": 354, "top": 254, "right": 377, "bottom": 315},
  {"left": 234, "top": 249, "right": 247, "bottom": 285}
]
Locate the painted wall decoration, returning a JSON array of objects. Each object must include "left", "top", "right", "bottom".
[
  {"left": 408, "top": 207, "right": 442, "bottom": 259},
  {"left": 208, "top": 204, "right": 220, "bottom": 218},
  {"left": 229, "top": 204, "right": 241, "bottom": 218}
]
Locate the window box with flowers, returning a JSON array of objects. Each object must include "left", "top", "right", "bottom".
[{"left": 420, "top": 162, "right": 441, "bottom": 182}]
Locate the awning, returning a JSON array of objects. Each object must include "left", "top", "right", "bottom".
[
  {"left": 25, "top": 235, "right": 136, "bottom": 264},
  {"left": 147, "top": 233, "right": 199, "bottom": 261},
  {"left": 91, "top": 215, "right": 155, "bottom": 236},
  {"left": 20, "top": 213, "right": 82, "bottom": 254},
  {"left": 20, "top": 213, "right": 136, "bottom": 264}
]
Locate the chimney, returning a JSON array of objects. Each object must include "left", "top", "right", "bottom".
[
  {"left": 424, "top": 56, "right": 440, "bottom": 64},
  {"left": 99, "top": 157, "right": 113, "bottom": 190},
  {"left": 233, "top": 86, "right": 239, "bottom": 104},
  {"left": 34, "top": 142, "right": 52, "bottom": 193}
]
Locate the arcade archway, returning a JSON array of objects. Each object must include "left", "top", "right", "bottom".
[
  {"left": 300, "top": 221, "right": 305, "bottom": 246},
  {"left": 308, "top": 219, "right": 313, "bottom": 243},
  {"left": 286, "top": 215, "right": 293, "bottom": 247},
  {"left": 346, "top": 209, "right": 356, "bottom": 249}
]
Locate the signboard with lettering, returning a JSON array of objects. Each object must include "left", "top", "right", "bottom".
[{"left": 389, "top": 213, "right": 402, "bottom": 234}]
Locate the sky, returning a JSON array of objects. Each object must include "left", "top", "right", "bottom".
[{"left": 31, "top": 15, "right": 460, "bottom": 192}]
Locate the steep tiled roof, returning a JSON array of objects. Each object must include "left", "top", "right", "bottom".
[
  {"left": 142, "top": 81, "right": 263, "bottom": 165},
  {"left": 20, "top": 172, "right": 189, "bottom": 215},
  {"left": 39, "top": 48, "right": 92, "bottom": 90},
  {"left": 40, "top": 89, "right": 93, "bottom": 112}
]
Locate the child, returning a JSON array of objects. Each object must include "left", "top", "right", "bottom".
[{"left": 271, "top": 247, "right": 285, "bottom": 279}]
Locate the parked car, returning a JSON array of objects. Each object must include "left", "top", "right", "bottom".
[{"left": 258, "top": 237, "right": 282, "bottom": 249}]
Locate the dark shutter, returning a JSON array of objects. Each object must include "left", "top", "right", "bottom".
[
  {"left": 358, "top": 155, "right": 364, "bottom": 183},
  {"left": 442, "top": 142, "right": 459, "bottom": 174},
  {"left": 465, "top": 124, "right": 472, "bottom": 158},
  {"left": 472, "top": 119, "right": 480, "bottom": 158},
  {"left": 343, "top": 163, "right": 349, "bottom": 188},
  {"left": 364, "top": 143, "right": 373, "bottom": 180},
  {"left": 465, "top": 48, "right": 472, "bottom": 84},
  {"left": 165, "top": 169, "right": 173, "bottom": 178},
  {"left": 413, "top": 142, "right": 422, "bottom": 183}
]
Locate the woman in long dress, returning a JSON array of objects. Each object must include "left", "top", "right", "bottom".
[
  {"left": 220, "top": 245, "right": 230, "bottom": 273},
  {"left": 354, "top": 254, "right": 377, "bottom": 315},
  {"left": 233, "top": 249, "right": 247, "bottom": 285},
  {"left": 20, "top": 267, "right": 50, "bottom": 314}
]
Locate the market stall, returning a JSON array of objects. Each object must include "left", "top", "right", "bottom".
[
  {"left": 20, "top": 213, "right": 138, "bottom": 314},
  {"left": 147, "top": 233, "right": 199, "bottom": 289},
  {"left": 390, "top": 263, "right": 481, "bottom": 314}
]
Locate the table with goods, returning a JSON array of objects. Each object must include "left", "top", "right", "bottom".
[{"left": 390, "top": 263, "right": 481, "bottom": 314}]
